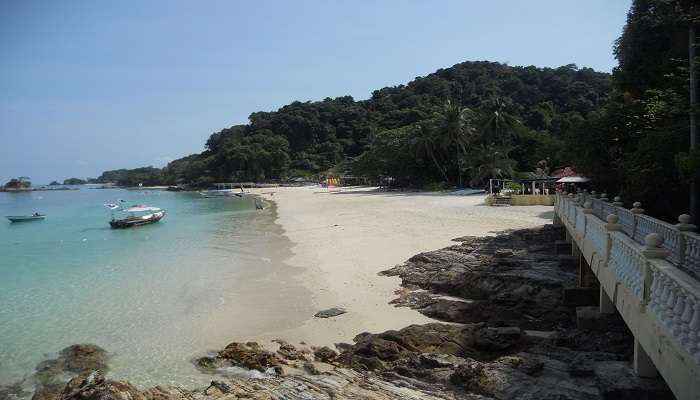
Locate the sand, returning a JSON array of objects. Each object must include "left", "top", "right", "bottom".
[{"left": 249, "top": 186, "right": 554, "bottom": 347}]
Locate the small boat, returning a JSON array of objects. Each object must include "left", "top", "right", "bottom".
[
  {"left": 105, "top": 204, "right": 165, "bottom": 229},
  {"left": 199, "top": 183, "right": 250, "bottom": 198},
  {"left": 6, "top": 213, "right": 46, "bottom": 222},
  {"left": 199, "top": 189, "right": 238, "bottom": 198}
]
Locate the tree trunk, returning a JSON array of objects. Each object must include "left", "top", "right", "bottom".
[
  {"left": 456, "top": 150, "right": 462, "bottom": 187},
  {"left": 690, "top": 23, "right": 699, "bottom": 223},
  {"left": 430, "top": 153, "right": 450, "bottom": 183}
]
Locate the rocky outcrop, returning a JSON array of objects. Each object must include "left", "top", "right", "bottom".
[
  {"left": 195, "top": 342, "right": 283, "bottom": 374},
  {"left": 382, "top": 226, "right": 577, "bottom": 331},
  {"left": 0, "top": 381, "right": 30, "bottom": 400},
  {"left": 31, "top": 344, "right": 110, "bottom": 400}
]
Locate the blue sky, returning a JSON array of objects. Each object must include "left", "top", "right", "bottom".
[{"left": 0, "top": 0, "right": 631, "bottom": 184}]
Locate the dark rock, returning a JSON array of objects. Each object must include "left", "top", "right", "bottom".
[
  {"left": 32, "top": 344, "right": 109, "bottom": 400},
  {"left": 449, "top": 362, "right": 488, "bottom": 393},
  {"left": 314, "top": 307, "right": 347, "bottom": 318},
  {"left": 0, "top": 381, "right": 30, "bottom": 400},
  {"left": 473, "top": 327, "right": 521, "bottom": 352},
  {"left": 594, "top": 361, "right": 675, "bottom": 400},
  {"left": 313, "top": 346, "right": 337, "bottom": 362},
  {"left": 555, "top": 240, "right": 572, "bottom": 255},
  {"left": 576, "top": 306, "right": 616, "bottom": 331},
  {"left": 35, "top": 344, "right": 109, "bottom": 386},
  {"left": 273, "top": 339, "right": 305, "bottom": 360},
  {"left": 57, "top": 345, "right": 108, "bottom": 374},
  {"left": 518, "top": 356, "right": 545, "bottom": 376},
  {"left": 31, "top": 384, "right": 64, "bottom": 400},
  {"left": 194, "top": 342, "right": 282, "bottom": 373},
  {"left": 564, "top": 288, "right": 599, "bottom": 307}
]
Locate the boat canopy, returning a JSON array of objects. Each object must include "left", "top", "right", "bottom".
[
  {"left": 125, "top": 206, "right": 162, "bottom": 212},
  {"left": 556, "top": 176, "right": 590, "bottom": 183}
]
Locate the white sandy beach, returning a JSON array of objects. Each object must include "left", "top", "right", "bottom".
[{"left": 250, "top": 186, "right": 554, "bottom": 347}]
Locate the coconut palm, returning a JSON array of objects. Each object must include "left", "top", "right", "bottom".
[
  {"left": 440, "top": 100, "right": 476, "bottom": 186},
  {"left": 468, "top": 144, "right": 516, "bottom": 187},
  {"left": 480, "top": 97, "right": 520, "bottom": 146},
  {"left": 409, "top": 123, "right": 450, "bottom": 182}
]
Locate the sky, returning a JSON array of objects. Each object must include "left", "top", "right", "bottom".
[{"left": 0, "top": 0, "right": 632, "bottom": 184}]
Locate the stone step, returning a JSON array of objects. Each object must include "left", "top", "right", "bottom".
[{"left": 491, "top": 197, "right": 512, "bottom": 206}]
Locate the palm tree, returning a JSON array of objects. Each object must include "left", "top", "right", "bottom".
[
  {"left": 480, "top": 97, "right": 520, "bottom": 146},
  {"left": 468, "top": 144, "right": 516, "bottom": 187},
  {"left": 409, "top": 123, "right": 450, "bottom": 182},
  {"left": 440, "top": 100, "right": 476, "bottom": 186}
]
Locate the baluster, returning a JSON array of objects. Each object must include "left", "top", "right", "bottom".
[
  {"left": 679, "top": 291, "right": 694, "bottom": 345},
  {"left": 612, "top": 196, "right": 624, "bottom": 207},
  {"left": 687, "top": 302, "right": 700, "bottom": 357},
  {"left": 649, "top": 270, "right": 665, "bottom": 316},
  {"left": 663, "top": 283, "right": 679, "bottom": 326},
  {"left": 671, "top": 288, "right": 687, "bottom": 337},
  {"left": 658, "top": 276, "right": 672, "bottom": 319}
]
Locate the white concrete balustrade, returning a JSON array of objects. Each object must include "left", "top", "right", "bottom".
[
  {"left": 683, "top": 231, "right": 700, "bottom": 276},
  {"left": 608, "top": 233, "right": 644, "bottom": 297},
  {"left": 554, "top": 193, "right": 700, "bottom": 400}
]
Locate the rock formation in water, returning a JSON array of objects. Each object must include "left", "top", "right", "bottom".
[{"left": 19, "top": 225, "right": 676, "bottom": 399}]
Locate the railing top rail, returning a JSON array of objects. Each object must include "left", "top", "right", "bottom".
[{"left": 635, "top": 213, "right": 676, "bottom": 230}]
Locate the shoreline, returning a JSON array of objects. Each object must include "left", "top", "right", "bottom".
[
  {"left": 21, "top": 223, "right": 675, "bottom": 400},
  {"left": 247, "top": 186, "right": 554, "bottom": 348}
]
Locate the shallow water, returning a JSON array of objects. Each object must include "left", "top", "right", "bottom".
[{"left": 0, "top": 188, "right": 313, "bottom": 389}]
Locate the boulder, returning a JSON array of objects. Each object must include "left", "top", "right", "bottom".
[
  {"left": 314, "top": 307, "right": 347, "bottom": 318},
  {"left": 194, "top": 342, "right": 282, "bottom": 373}
]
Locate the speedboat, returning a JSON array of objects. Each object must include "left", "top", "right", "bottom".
[
  {"left": 105, "top": 204, "right": 165, "bottom": 229},
  {"left": 6, "top": 213, "right": 45, "bottom": 222}
]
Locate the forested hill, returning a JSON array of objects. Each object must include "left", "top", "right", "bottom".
[{"left": 100, "top": 61, "right": 612, "bottom": 187}]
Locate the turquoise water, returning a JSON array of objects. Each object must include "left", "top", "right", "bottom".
[{"left": 0, "top": 188, "right": 313, "bottom": 390}]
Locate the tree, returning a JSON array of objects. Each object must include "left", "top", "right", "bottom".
[
  {"left": 440, "top": 100, "right": 476, "bottom": 186},
  {"left": 467, "top": 144, "right": 516, "bottom": 187},
  {"left": 479, "top": 97, "right": 521, "bottom": 146},
  {"left": 409, "top": 122, "right": 450, "bottom": 183},
  {"left": 4, "top": 177, "right": 31, "bottom": 189},
  {"left": 96, "top": 61, "right": 612, "bottom": 188}
]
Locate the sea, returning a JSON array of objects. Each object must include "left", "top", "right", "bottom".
[{"left": 0, "top": 187, "right": 314, "bottom": 390}]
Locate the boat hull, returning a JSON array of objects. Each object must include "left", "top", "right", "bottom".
[
  {"left": 6, "top": 215, "right": 45, "bottom": 222},
  {"left": 109, "top": 211, "right": 165, "bottom": 229}
]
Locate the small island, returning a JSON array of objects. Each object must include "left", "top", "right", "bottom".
[
  {"left": 63, "top": 178, "right": 87, "bottom": 185},
  {"left": 2, "top": 177, "right": 32, "bottom": 192}
]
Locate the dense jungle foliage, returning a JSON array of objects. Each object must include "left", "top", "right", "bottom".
[
  {"left": 99, "top": 61, "right": 612, "bottom": 188},
  {"left": 566, "top": 0, "right": 699, "bottom": 219},
  {"left": 99, "top": 0, "right": 699, "bottom": 220}
]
